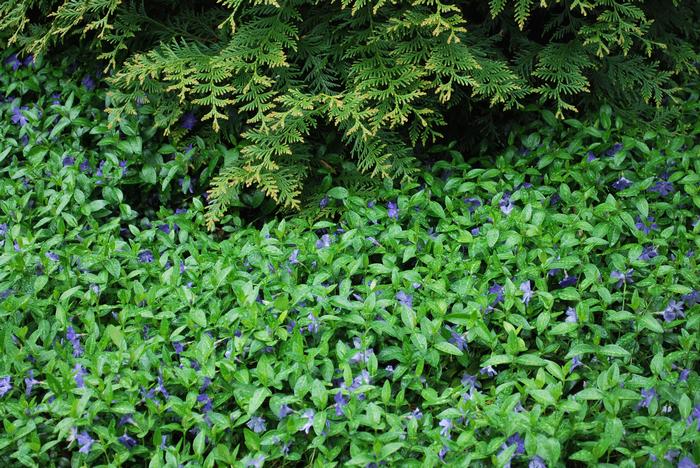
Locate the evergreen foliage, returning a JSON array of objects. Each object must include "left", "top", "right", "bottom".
[{"left": 2, "top": 0, "right": 699, "bottom": 225}]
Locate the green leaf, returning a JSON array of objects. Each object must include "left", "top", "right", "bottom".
[
  {"left": 328, "top": 187, "right": 349, "bottom": 199},
  {"left": 190, "top": 309, "right": 207, "bottom": 327},
  {"left": 600, "top": 344, "right": 630, "bottom": 358},
  {"left": 434, "top": 341, "right": 463, "bottom": 356},
  {"left": 639, "top": 314, "right": 663, "bottom": 333},
  {"left": 247, "top": 388, "right": 271, "bottom": 415}
]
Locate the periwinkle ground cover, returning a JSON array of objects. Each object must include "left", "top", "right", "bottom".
[{"left": 1, "top": 56, "right": 700, "bottom": 467}]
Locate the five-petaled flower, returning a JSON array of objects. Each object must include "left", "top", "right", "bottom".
[
  {"left": 520, "top": 280, "right": 533, "bottom": 305},
  {"left": 138, "top": 250, "right": 154, "bottom": 263},
  {"left": 11, "top": 106, "right": 29, "bottom": 126},
  {"left": 387, "top": 202, "right": 399, "bottom": 220},
  {"left": 637, "top": 388, "right": 657, "bottom": 409},
  {"left": 0, "top": 376, "right": 12, "bottom": 397},
  {"left": 611, "top": 269, "right": 634, "bottom": 288},
  {"left": 247, "top": 416, "right": 267, "bottom": 433},
  {"left": 118, "top": 433, "right": 137, "bottom": 449},
  {"left": 612, "top": 176, "right": 632, "bottom": 191},
  {"left": 635, "top": 215, "right": 658, "bottom": 234},
  {"left": 300, "top": 409, "right": 315, "bottom": 434}
]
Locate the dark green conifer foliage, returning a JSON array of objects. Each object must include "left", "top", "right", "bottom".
[{"left": 2, "top": 0, "right": 698, "bottom": 226}]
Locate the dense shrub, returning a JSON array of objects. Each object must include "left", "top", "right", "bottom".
[
  {"left": 2, "top": 58, "right": 700, "bottom": 466},
  {"left": 1, "top": 1, "right": 699, "bottom": 223}
]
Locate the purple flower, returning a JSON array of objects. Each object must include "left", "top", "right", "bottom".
[
  {"left": 649, "top": 180, "right": 674, "bottom": 197},
  {"left": 520, "top": 280, "right": 533, "bottom": 305},
  {"left": 247, "top": 416, "right": 267, "bottom": 433},
  {"left": 138, "top": 250, "right": 154, "bottom": 263},
  {"left": 23, "top": 55, "right": 34, "bottom": 67},
  {"left": 77, "top": 431, "right": 94, "bottom": 453},
  {"left": 678, "top": 457, "right": 698, "bottom": 468},
  {"left": 300, "top": 409, "right": 315, "bottom": 434},
  {"left": 11, "top": 106, "right": 29, "bottom": 126},
  {"left": 679, "top": 368, "right": 690, "bottom": 382},
  {"left": 564, "top": 307, "right": 578, "bottom": 323},
  {"left": 79, "top": 160, "right": 91, "bottom": 173},
  {"left": 559, "top": 275, "right": 577, "bottom": 287},
  {"left": 387, "top": 201, "right": 399, "bottom": 220},
  {"left": 0, "top": 376, "right": 12, "bottom": 397},
  {"left": 73, "top": 364, "right": 87, "bottom": 388},
  {"left": 173, "top": 341, "right": 184, "bottom": 354},
  {"left": 570, "top": 355, "right": 583, "bottom": 373},
  {"left": 63, "top": 156, "right": 75, "bottom": 166},
  {"left": 410, "top": 407, "right": 423, "bottom": 419},
  {"left": 119, "top": 160, "right": 127, "bottom": 175},
  {"left": 480, "top": 366, "right": 497, "bottom": 377},
  {"left": 439, "top": 418, "right": 453, "bottom": 438},
  {"left": 181, "top": 113, "right": 197, "bottom": 130},
  {"left": 506, "top": 433, "right": 525, "bottom": 455},
  {"left": 307, "top": 313, "right": 319, "bottom": 334},
  {"left": 82, "top": 75, "right": 95, "bottom": 91},
  {"left": 46, "top": 251, "right": 59, "bottom": 262},
  {"left": 681, "top": 290, "right": 700, "bottom": 306},
  {"left": 396, "top": 291, "right": 412, "bottom": 308},
  {"left": 319, "top": 196, "right": 329, "bottom": 209},
  {"left": 24, "top": 370, "right": 40, "bottom": 397},
  {"left": 197, "top": 391, "right": 213, "bottom": 412},
  {"left": 662, "top": 300, "right": 685, "bottom": 322},
  {"left": 278, "top": 404, "right": 292, "bottom": 419},
  {"left": 0, "top": 223, "right": 6, "bottom": 237},
  {"left": 158, "top": 224, "right": 171, "bottom": 234},
  {"left": 489, "top": 283, "right": 504, "bottom": 304},
  {"left": 51, "top": 93, "right": 61, "bottom": 105},
  {"left": 118, "top": 433, "right": 137, "bottom": 449},
  {"left": 334, "top": 391, "right": 348, "bottom": 416},
  {"left": 471, "top": 227, "right": 480, "bottom": 236},
  {"left": 464, "top": 197, "right": 481, "bottom": 213},
  {"left": 438, "top": 446, "right": 449, "bottom": 462},
  {"left": 639, "top": 245, "right": 658, "bottom": 261},
  {"left": 586, "top": 151, "right": 596, "bottom": 162},
  {"left": 245, "top": 455, "right": 266, "bottom": 468},
  {"left": 499, "top": 192, "right": 514, "bottom": 215},
  {"left": 156, "top": 372, "right": 169, "bottom": 399},
  {"left": 611, "top": 269, "right": 634, "bottom": 288},
  {"left": 5, "top": 54, "right": 21, "bottom": 71},
  {"left": 635, "top": 215, "right": 658, "bottom": 234},
  {"left": 446, "top": 326, "right": 467, "bottom": 351},
  {"left": 289, "top": 249, "right": 299, "bottom": 264},
  {"left": 606, "top": 143, "right": 623, "bottom": 156},
  {"left": 637, "top": 388, "right": 657, "bottom": 409},
  {"left": 315, "top": 234, "right": 332, "bottom": 249},
  {"left": 612, "top": 177, "right": 632, "bottom": 191},
  {"left": 67, "top": 326, "right": 83, "bottom": 357},
  {"left": 461, "top": 373, "right": 480, "bottom": 389},
  {"left": 529, "top": 455, "right": 547, "bottom": 468}
]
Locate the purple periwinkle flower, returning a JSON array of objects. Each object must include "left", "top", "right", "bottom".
[
  {"left": 24, "top": 370, "right": 40, "bottom": 397},
  {"left": 138, "top": 250, "right": 154, "bottom": 263},
  {"left": 461, "top": 373, "right": 480, "bottom": 389},
  {"left": 73, "top": 364, "right": 87, "bottom": 388},
  {"left": 387, "top": 201, "right": 399, "bottom": 220},
  {"left": 471, "top": 227, "right": 480, "bottom": 236},
  {"left": 334, "top": 391, "right": 348, "bottom": 416},
  {"left": 439, "top": 418, "right": 453, "bottom": 438},
  {"left": 682, "top": 290, "right": 700, "bottom": 306},
  {"left": 289, "top": 249, "right": 299, "bottom": 264},
  {"left": 278, "top": 404, "right": 292, "bottom": 419},
  {"left": 612, "top": 177, "right": 632, "bottom": 191},
  {"left": 173, "top": 341, "right": 184, "bottom": 354},
  {"left": 649, "top": 180, "right": 674, "bottom": 197},
  {"left": 464, "top": 197, "right": 481, "bottom": 213},
  {"left": 678, "top": 457, "right": 698, "bottom": 468},
  {"left": 0, "top": 376, "right": 11, "bottom": 397},
  {"left": 506, "top": 433, "right": 525, "bottom": 455},
  {"left": 529, "top": 455, "right": 547, "bottom": 468},
  {"left": 118, "top": 433, "right": 137, "bottom": 449},
  {"left": 606, "top": 143, "right": 623, "bottom": 156},
  {"left": 637, "top": 388, "right": 657, "bottom": 409},
  {"left": 82, "top": 75, "right": 95, "bottom": 91},
  {"left": 635, "top": 215, "right": 658, "bottom": 234},
  {"left": 663, "top": 300, "right": 685, "bottom": 322},
  {"left": 5, "top": 54, "right": 21, "bottom": 71},
  {"left": 319, "top": 196, "right": 329, "bottom": 209},
  {"left": 564, "top": 307, "right": 578, "bottom": 323},
  {"left": 439, "top": 445, "right": 449, "bottom": 462},
  {"left": 396, "top": 291, "right": 412, "bottom": 308},
  {"left": 559, "top": 275, "right": 577, "bottom": 287},
  {"left": 678, "top": 368, "right": 691, "bottom": 382},
  {"left": 499, "top": 192, "right": 514, "bottom": 215},
  {"left": 181, "top": 112, "right": 197, "bottom": 130},
  {"left": 489, "top": 283, "right": 504, "bottom": 304},
  {"left": 67, "top": 326, "right": 83, "bottom": 357},
  {"left": 570, "top": 355, "right": 583, "bottom": 373},
  {"left": 245, "top": 455, "right": 266, "bottom": 468},
  {"left": 611, "top": 269, "right": 634, "bottom": 288},
  {"left": 300, "top": 409, "right": 315, "bottom": 434},
  {"left": 307, "top": 314, "right": 319, "bottom": 334},
  {"left": 446, "top": 326, "right": 467, "bottom": 351},
  {"left": 315, "top": 234, "right": 332, "bottom": 249},
  {"left": 586, "top": 151, "right": 596, "bottom": 162},
  {"left": 520, "top": 280, "right": 533, "bottom": 305},
  {"left": 51, "top": 93, "right": 61, "bottom": 105},
  {"left": 63, "top": 156, "right": 75, "bottom": 166},
  {"left": 46, "top": 251, "right": 59, "bottom": 262},
  {"left": 11, "top": 106, "right": 29, "bottom": 126},
  {"left": 480, "top": 366, "right": 497, "bottom": 377},
  {"left": 247, "top": 416, "right": 267, "bottom": 433},
  {"left": 77, "top": 431, "right": 94, "bottom": 453},
  {"left": 639, "top": 245, "right": 658, "bottom": 261}
]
